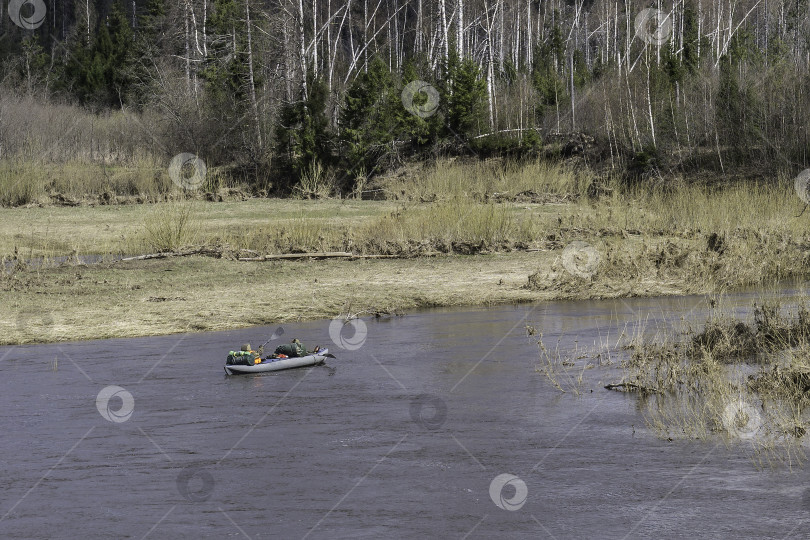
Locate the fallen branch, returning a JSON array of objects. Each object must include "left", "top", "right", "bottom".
[
  {"left": 119, "top": 246, "right": 226, "bottom": 261},
  {"left": 239, "top": 252, "right": 401, "bottom": 261},
  {"left": 121, "top": 248, "right": 446, "bottom": 263}
]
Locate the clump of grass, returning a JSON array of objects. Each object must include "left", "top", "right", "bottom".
[
  {"left": 0, "top": 161, "right": 47, "bottom": 206},
  {"left": 528, "top": 326, "right": 604, "bottom": 395},
  {"left": 691, "top": 304, "right": 810, "bottom": 360},
  {"left": 293, "top": 161, "right": 335, "bottom": 199},
  {"left": 140, "top": 199, "right": 199, "bottom": 252},
  {"left": 614, "top": 301, "right": 810, "bottom": 468},
  {"left": 359, "top": 201, "right": 537, "bottom": 254}
]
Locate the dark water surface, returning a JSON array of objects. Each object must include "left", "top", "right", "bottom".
[{"left": 2, "top": 289, "right": 810, "bottom": 539}]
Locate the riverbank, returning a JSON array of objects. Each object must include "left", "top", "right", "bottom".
[
  {"left": 3, "top": 160, "right": 810, "bottom": 344},
  {"left": 5, "top": 232, "right": 810, "bottom": 344}
]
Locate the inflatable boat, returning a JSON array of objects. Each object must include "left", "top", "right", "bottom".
[{"left": 224, "top": 348, "right": 331, "bottom": 375}]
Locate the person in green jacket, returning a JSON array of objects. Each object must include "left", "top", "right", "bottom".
[{"left": 272, "top": 338, "right": 319, "bottom": 358}]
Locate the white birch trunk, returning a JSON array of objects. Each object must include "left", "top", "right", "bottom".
[
  {"left": 298, "top": 0, "right": 308, "bottom": 101},
  {"left": 440, "top": 0, "right": 450, "bottom": 61},
  {"left": 245, "top": 0, "right": 261, "bottom": 147},
  {"left": 456, "top": 0, "right": 464, "bottom": 58}
]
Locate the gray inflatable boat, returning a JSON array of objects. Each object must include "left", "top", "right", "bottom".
[{"left": 224, "top": 348, "right": 330, "bottom": 375}]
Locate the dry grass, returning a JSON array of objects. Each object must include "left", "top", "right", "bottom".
[
  {"left": 0, "top": 159, "right": 174, "bottom": 206},
  {"left": 139, "top": 199, "right": 200, "bottom": 252},
  {"left": 0, "top": 252, "right": 546, "bottom": 345},
  {"left": 4, "top": 158, "right": 810, "bottom": 357},
  {"left": 616, "top": 302, "right": 810, "bottom": 469},
  {"left": 378, "top": 159, "right": 587, "bottom": 201}
]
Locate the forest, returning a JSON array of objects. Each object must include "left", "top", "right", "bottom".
[{"left": 1, "top": 0, "right": 809, "bottom": 197}]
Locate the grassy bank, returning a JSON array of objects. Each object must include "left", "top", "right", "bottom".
[
  {"left": 4, "top": 253, "right": 547, "bottom": 345},
  {"left": 2, "top": 159, "right": 810, "bottom": 344}
]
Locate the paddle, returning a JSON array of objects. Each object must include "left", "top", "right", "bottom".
[
  {"left": 257, "top": 326, "right": 285, "bottom": 355},
  {"left": 255, "top": 327, "right": 338, "bottom": 360}
]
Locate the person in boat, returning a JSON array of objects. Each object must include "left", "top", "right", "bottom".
[
  {"left": 241, "top": 344, "right": 262, "bottom": 364},
  {"left": 272, "top": 338, "right": 320, "bottom": 358}
]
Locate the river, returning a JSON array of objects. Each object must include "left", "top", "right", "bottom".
[{"left": 1, "top": 288, "right": 809, "bottom": 538}]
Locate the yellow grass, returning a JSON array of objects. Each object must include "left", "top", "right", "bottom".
[{"left": 2, "top": 159, "right": 810, "bottom": 346}]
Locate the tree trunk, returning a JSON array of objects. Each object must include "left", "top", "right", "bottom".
[
  {"left": 283, "top": 18, "right": 292, "bottom": 102},
  {"left": 184, "top": 0, "right": 191, "bottom": 94},
  {"left": 457, "top": 0, "right": 464, "bottom": 58},
  {"left": 485, "top": 0, "right": 495, "bottom": 128},
  {"left": 328, "top": 0, "right": 351, "bottom": 93},
  {"left": 245, "top": 0, "right": 261, "bottom": 148},
  {"left": 570, "top": 51, "right": 575, "bottom": 131},
  {"left": 313, "top": 0, "right": 319, "bottom": 76},
  {"left": 298, "top": 0, "right": 308, "bottom": 101},
  {"left": 526, "top": 0, "right": 531, "bottom": 70},
  {"left": 363, "top": 0, "right": 368, "bottom": 71},
  {"left": 439, "top": 0, "right": 449, "bottom": 62},
  {"left": 416, "top": 0, "right": 423, "bottom": 54}
]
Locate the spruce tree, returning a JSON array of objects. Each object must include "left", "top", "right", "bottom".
[
  {"left": 445, "top": 58, "right": 486, "bottom": 139},
  {"left": 340, "top": 58, "right": 398, "bottom": 177}
]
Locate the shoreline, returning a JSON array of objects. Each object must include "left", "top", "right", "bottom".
[{"left": 4, "top": 246, "right": 806, "bottom": 346}]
